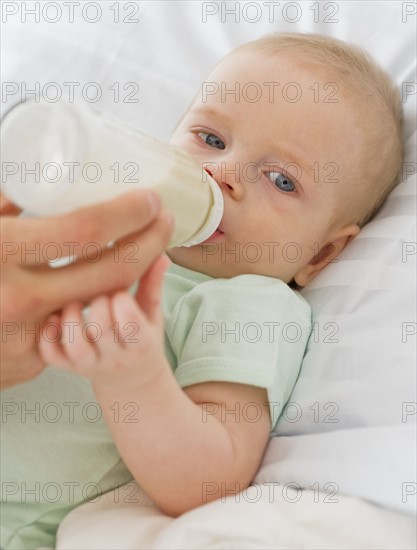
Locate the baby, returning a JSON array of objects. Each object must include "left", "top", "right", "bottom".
[{"left": 1, "top": 33, "right": 403, "bottom": 550}]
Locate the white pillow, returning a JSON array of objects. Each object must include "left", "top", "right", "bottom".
[
  {"left": 268, "top": 4, "right": 417, "bottom": 515},
  {"left": 2, "top": 0, "right": 416, "bottom": 516},
  {"left": 278, "top": 131, "right": 416, "bottom": 436},
  {"left": 264, "top": 130, "right": 417, "bottom": 516}
]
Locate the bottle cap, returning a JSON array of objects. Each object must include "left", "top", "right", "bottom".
[{"left": 180, "top": 174, "right": 224, "bottom": 247}]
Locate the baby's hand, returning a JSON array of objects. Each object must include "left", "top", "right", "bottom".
[{"left": 38, "top": 254, "right": 171, "bottom": 389}]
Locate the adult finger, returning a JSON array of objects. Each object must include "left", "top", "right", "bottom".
[
  {"left": 28, "top": 209, "right": 174, "bottom": 315},
  {"left": 0, "top": 189, "right": 161, "bottom": 265},
  {"left": 0, "top": 193, "right": 21, "bottom": 216}
]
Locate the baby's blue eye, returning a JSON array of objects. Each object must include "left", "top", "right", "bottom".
[
  {"left": 267, "top": 172, "right": 296, "bottom": 192},
  {"left": 198, "top": 132, "right": 225, "bottom": 150}
]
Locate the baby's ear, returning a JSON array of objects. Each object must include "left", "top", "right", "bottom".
[{"left": 293, "top": 224, "right": 360, "bottom": 287}]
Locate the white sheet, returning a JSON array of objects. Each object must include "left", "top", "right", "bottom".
[{"left": 56, "top": 481, "right": 416, "bottom": 550}]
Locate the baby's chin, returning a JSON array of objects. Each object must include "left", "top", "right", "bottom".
[
  {"left": 166, "top": 245, "right": 238, "bottom": 278},
  {"left": 166, "top": 245, "right": 282, "bottom": 280}
]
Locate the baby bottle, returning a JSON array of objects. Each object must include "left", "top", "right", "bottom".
[{"left": 0, "top": 100, "right": 223, "bottom": 247}]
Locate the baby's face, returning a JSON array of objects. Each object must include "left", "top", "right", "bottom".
[{"left": 167, "top": 49, "right": 361, "bottom": 284}]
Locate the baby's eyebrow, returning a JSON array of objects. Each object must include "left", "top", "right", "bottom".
[
  {"left": 189, "top": 106, "right": 232, "bottom": 123},
  {"left": 267, "top": 143, "right": 309, "bottom": 180}
]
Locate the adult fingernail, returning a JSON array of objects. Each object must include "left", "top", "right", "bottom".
[
  {"left": 163, "top": 210, "right": 175, "bottom": 230},
  {"left": 147, "top": 190, "right": 161, "bottom": 215},
  {"left": 161, "top": 252, "right": 172, "bottom": 267}
]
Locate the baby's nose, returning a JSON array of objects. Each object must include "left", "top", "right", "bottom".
[
  {"left": 203, "top": 162, "right": 241, "bottom": 189},
  {"left": 204, "top": 166, "right": 234, "bottom": 193}
]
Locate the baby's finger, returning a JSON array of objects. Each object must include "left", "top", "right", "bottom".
[
  {"left": 87, "top": 295, "right": 120, "bottom": 357},
  {"left": 111, "top": 291, "right": 146, "bottom": 348},
  {"left": 60, "top": 303, "right": 98, "bottom": 367},
  {"left": 134, "top": 253, "right": 171, "bottom": 326},
  {"left": 38, "top": 315, "right": 70, "bottom": 369}
]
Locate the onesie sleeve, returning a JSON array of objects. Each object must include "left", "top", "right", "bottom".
[{"left": 166, "top": 275, "right": 312, "bottom": 433}]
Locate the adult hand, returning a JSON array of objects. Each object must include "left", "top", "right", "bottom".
[{"left": 0, "top": 190, "right": 174, "bottom": 389}]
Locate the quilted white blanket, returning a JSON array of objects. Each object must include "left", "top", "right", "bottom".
[{"left": 56, "top": 476, "right": 416, "bottom": 550}]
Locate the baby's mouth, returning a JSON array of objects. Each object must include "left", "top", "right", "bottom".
[
  {"left": 204, "top": 166, "right": 214, "bottom": 178},
  {"left": 201, "top": 223, "right": 224, "bottom": 244}
]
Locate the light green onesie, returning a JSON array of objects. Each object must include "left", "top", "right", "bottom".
[{"left": 0, "top": 262, "right": 311, "bottom": 549}]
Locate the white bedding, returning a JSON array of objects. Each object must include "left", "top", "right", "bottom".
[
  {"left": 56, "top": 480, "right": 416, "bottom": 550},
  {"left": 2, "top": 0, "right": 416, "bottom": 548}
]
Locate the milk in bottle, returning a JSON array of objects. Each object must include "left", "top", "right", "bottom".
[{"left": 0, "top": 100, "right": 224, "bottom": 248}]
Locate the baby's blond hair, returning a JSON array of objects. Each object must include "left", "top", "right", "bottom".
[{"left": 231, "top": 32, "right": 404, "bottom": 228}]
